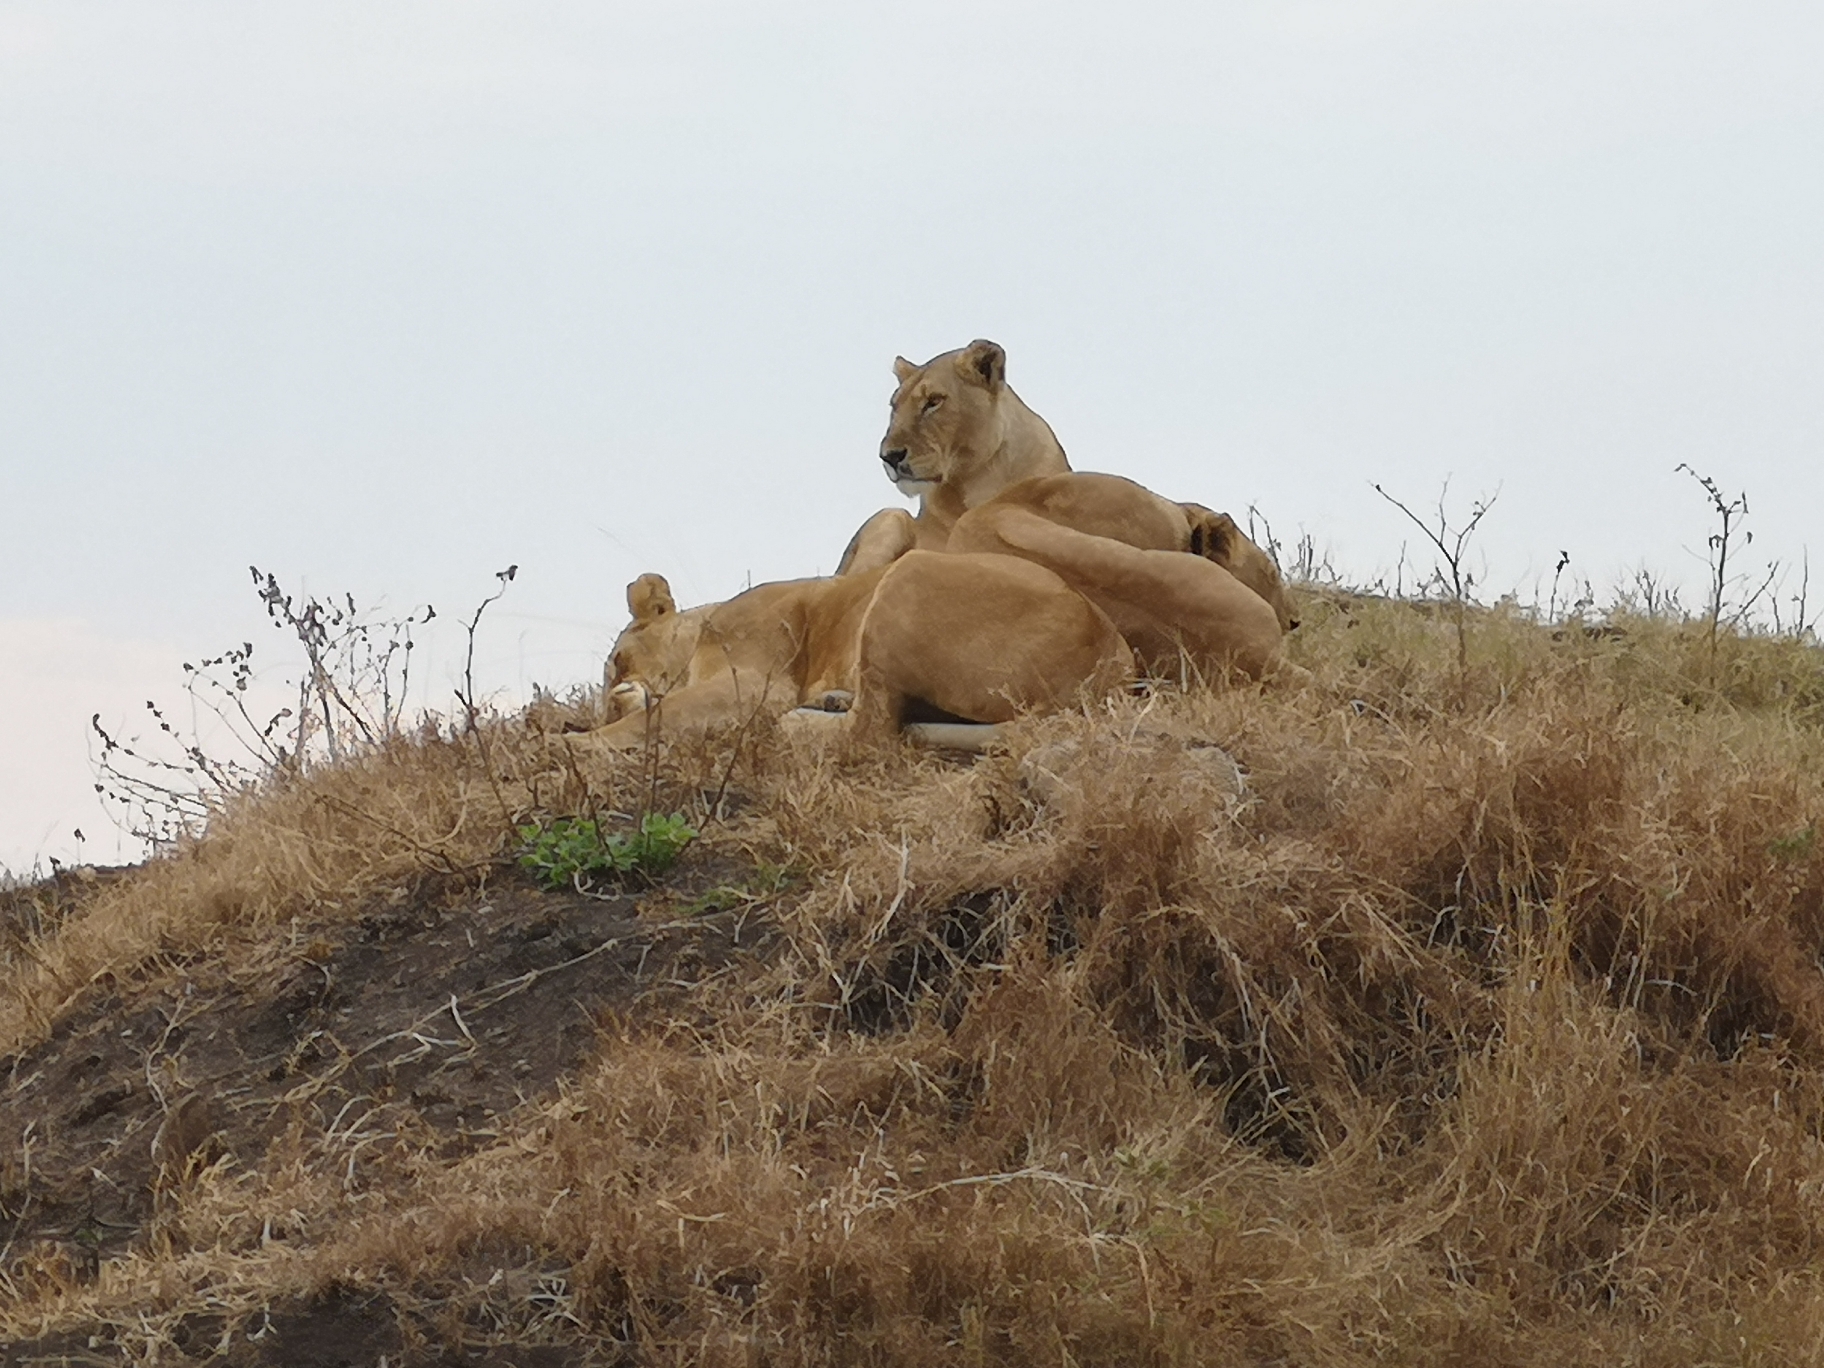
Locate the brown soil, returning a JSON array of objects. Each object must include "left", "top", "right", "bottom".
[
  {"left": 1, "top": 853, "right": 770, "bottom": 1366},
  {"left": 4, "top": 1291, "right": 589, "bottom": 1367}
]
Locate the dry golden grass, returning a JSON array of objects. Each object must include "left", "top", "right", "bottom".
[{"left": 8, "top": 593, "right": 1824, "bottom": 1364}]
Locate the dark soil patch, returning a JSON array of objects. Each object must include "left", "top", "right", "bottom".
[
  {"left": 3, "top": 1285, "right": 597, "bottom": 1365},
  {"left": 0, "top": 859, "right": 774, "bottom": 1284}
]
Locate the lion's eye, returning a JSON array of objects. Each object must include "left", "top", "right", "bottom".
[{"left": 921, "top": 395, "right": 945, "bottom": 414}]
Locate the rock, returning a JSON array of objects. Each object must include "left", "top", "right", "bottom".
[{"left": 1019, "top": 731, "right": 1247, "bottom": 811}]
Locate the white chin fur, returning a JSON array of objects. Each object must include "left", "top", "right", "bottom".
[{"left": 892, "top": 476, "right": 939, "bottom": 498}]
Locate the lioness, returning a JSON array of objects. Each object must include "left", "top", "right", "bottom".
[
  {"left": 836, "top": 339, "right": 1069, "bottom": 576},
  {"left": 595, "top": 553, "right": 1133, "bottom": 749},
  {"left": 601, "top": 573, "right": 711, "bottom": 720}
]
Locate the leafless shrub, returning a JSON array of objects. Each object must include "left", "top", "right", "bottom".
[
  {"left": 1374, "top": 478, "right": 1499, "bottom": 682},
  {"left": 91, "top": 574, "right": 436, "bottom": 849},
  {"left": 1767, "top": 550, "right": 1820, "bottom": 644},
  {"left": 251, "top": 565, "right": 436, "bottom": 763},
  {"left": 1678, "top": 464, "right": 1755, "bottom": 666},
  {"left": 1250, "top": 504, "right": 1344, "bottom": 589}
]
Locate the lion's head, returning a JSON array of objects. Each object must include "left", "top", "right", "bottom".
[
  {"left": 878, "top": 340, "right": 1067, "bottom": 503},
  {"left": 1183, "top": 506, "right": 1300, "bottom": 634},
  {"left": 603, "top": 573, "right": 703, "bottom": 718}
]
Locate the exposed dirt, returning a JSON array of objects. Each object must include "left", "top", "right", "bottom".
[
  {"left": 0, "top": 852, "right": 775, "bottom": 1362},
  {"left": 4, "top": 1295, "right": 595, "bottom": 1367},
  {"left": 2, "top": 1285, "right": 598, "bottom": 1366}
]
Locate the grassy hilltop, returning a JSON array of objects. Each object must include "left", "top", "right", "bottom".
[{"left": 5, "top": 583, "right": 1824, "bottom": 1366}]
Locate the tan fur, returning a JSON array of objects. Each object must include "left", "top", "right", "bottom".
[
  {"left": 596, "top": 556, "right": 1132, "bottom": 749},
  {"left": 1179, "top": 503, "right": 1299, "bottom": 635},
  {"left": 949, "top": 496, "right": 1280, "bottom": 680},
  {"left": 612, "top": 341, "right": 1296, "bottom": 735},
  {"left": 836, "top": 341, "right": 1297, "bottom": 678},
  {"left": 850, "top": 552, "right": 1134, "bottom": 735},
  {"left": 602, "top": 573, "right": 711, "bottom": 720},
  {"left": 947, "top": 473, "right": 1294, "bottom": 679},
  {"left": 836, "top": 340, "right": 1070, "bottom": 576},
  {"left": 956, "top": 470, "right": 1294, "bottom": 602}
]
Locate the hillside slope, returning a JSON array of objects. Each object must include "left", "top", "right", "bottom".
[{"left": 6, "top": 593, "right": 1824, "bottom": 1366}]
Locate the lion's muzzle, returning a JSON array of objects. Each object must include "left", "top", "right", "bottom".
[{"left": 881, "top": 447, "right": 937, "bottom": 494}]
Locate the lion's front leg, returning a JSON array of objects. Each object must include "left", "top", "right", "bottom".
[{"left": 835, "top": 507, "right": 921, "bottom": 576}]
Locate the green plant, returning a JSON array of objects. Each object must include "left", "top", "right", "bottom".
[{"left": 516, "top": 812, "right": 697, "bottom": 890}]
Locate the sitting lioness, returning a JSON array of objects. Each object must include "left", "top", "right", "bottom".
[
  {"left": 595, "top": 553, "right": 1134, "bottom": 749},
  {"left": 841, "top": 339, "right": 1297, "bottom": 679},
  {"left": 837, "top": 339, "right": 1070, "bottom": 576}
]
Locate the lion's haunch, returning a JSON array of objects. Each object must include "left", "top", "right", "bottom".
[{"left": 852, "top": 552, "right": 1134, "bottom": 732}]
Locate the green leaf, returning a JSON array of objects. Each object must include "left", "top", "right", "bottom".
[{"left": 516, "top": 812, "right": 697, "bottom": 889}]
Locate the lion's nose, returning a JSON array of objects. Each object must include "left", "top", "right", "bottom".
[{"left": 881, "top": 447, "right": 910, "bottom": 475}]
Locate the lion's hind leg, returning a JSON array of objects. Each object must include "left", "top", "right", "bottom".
[{"left": 850, "top": 550, "right": 1133, "bottom": 742}]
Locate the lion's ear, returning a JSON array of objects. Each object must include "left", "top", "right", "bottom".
[
  {"left": 892, "top": 355, "right": 918, "bottom": 383},
  {"left": 626, "top": 573, "right": 676, "bottom": 625},
  {"left": 958, "top": 339, "right": 1006, "bottom": 393},
  {"left": 1182, "top": 505, "right": 1239, "bottom": 565}
]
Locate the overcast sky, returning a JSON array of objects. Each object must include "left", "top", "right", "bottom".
[{"left": 3, "top": 1, "right": 1821, "bottom": 871}]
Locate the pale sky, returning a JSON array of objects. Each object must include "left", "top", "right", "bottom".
[{"left": 3, "top": 2, "right": 1821, "bottom": 872}]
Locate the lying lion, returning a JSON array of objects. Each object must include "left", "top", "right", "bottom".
[
  {"left": 595, "top": 552, "right": 1133, "bottom": 749},
  {"left": 597, "top": 506, "right": 1290, "bottom": 749},
  {"left": 948, "top": 475, "right": 1293, "bottom": 678}
]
